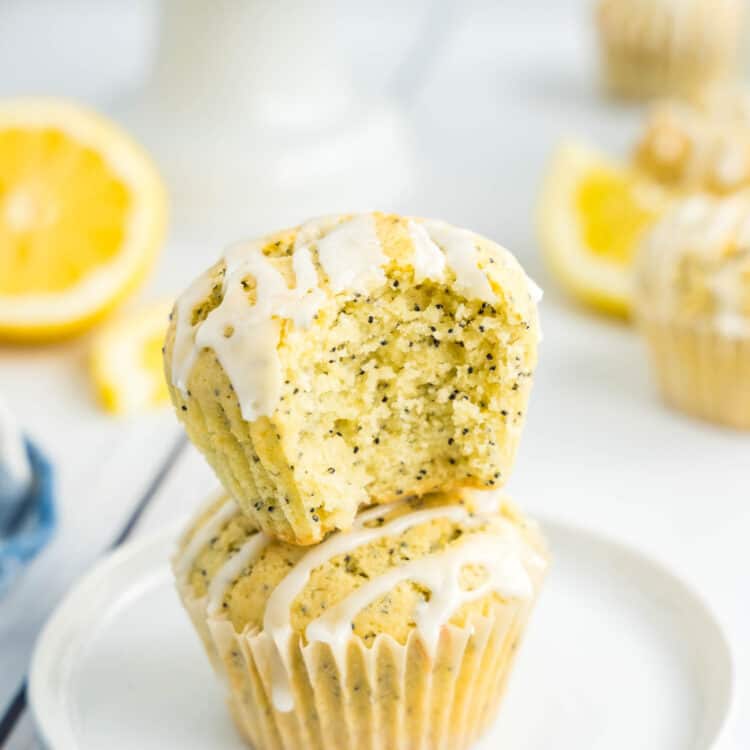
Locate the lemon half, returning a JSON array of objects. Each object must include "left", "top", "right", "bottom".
[
  {"left": 0, "top": 98, "right": 167, "bottom": 341},
  {"left": 89, "top": 300, "right": 173, "bottom": 415},
  {"left": 538, "top": 141, "right": 668, "bottom": 316}
]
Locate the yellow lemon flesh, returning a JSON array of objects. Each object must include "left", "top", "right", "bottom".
[
  {"left": 0, "top": 98, "right": 167, "bottom": 341},
  {"left": 89, "top": 300, "right": 173, "bottom": 415},
  {"left": 538, "top": 141, "right": 668, "bottom": 316}
]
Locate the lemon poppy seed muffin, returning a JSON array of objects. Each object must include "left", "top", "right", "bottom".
[
  {"left": 174, "top": 488, "right": 548, "bottom": 750},
  {"left": 635, "top": 100, "right": 750, "bottom": 195},
  {"left": 164, "top": 212, "right": 541, "bottom": 545},
  {"left": 596, "top": 0, "right": 744, "bottom": 100},
  {"left": 634, "top": 193, "right": 750, "bottom": 427}
]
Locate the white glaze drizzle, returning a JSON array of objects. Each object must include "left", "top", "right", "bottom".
[
  {"left": 462, "top": 487, "right": 504, "bottom": 515},
  {"left": 305, "top": 531, "right": 532, "bottom": 657},
  {"left": 262, "top": 504, "right": 477, "bottom": 642},
  {"left": 289, "top": 248, "right": 324, "bottom": 324},
  {"left": 526, "top": 274, "right": 544, "bottom": 304},
  {"left": 422, "top": 219, "right": 497, "bottom": 303},
  {"left": 207, "top": 532, "right": 270, "bottom": 615},
  {"left": 171, "top": 214, "right": 541, "bottom": 419},
  {"left": 197, "top": 250, "right": 285, "bottom": 420},
  {"left": 316, "top": 214, "right": 387, "bottom": 293},
  {"left": 171, "top": 272, "right": 217, "bottom": 393},
  {"left": 175, "top": 497, "right": 239, "bottom": 580},
  {"left": 407, "top": 220, "right": 447, "bottom": 282},
  {"left": 295, "top": 214, "right": 341, "bottom": 247},
  {"left": 172, "top": 235, "right": 328, "bottom": 420}
]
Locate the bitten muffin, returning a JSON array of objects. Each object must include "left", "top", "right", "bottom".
[
  {"left": 164, "top": 213, "right": 541, "bottom": 544},
  {"left": 173, "top": 488, "right": 548, "bottom": 750},
  {"left": 634, "top": 99, "right": 750, "bottom": 195},
  {"left": 634, "top": 193, "right": 750, "bottom": 428},
  {"left": 596, "top": 0, "right": 744, "bottom": 100}
]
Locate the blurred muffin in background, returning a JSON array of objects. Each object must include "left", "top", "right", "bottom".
[
  {"left": 174, "top": 488, "right": 548, "bottom": 750},
  {"left": 635, "top": 98, "right": 750, "bottom": 194},
  {"left": 537, "top": 88, "right": 750, "bottom": 319},
  {"left": 634, "top": 193, "right": 750, "bottom": 428},
  {"left": 596, "top": 0, "right": 744, "bottom": 100}
]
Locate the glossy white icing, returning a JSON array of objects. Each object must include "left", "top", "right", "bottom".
[
  {"left": 197, "top": 249, "right": 287, "bottom": 421},
  {"left": 463, "top": 487, "right": 504, "bottom": 515},
  {"left": 207, "top": 532, "right": 269, "bottom": 615},
  {"left": 527, "top": 274, "right": 544, "bottom": 304},
  {"left": 171, "top": 271, "right": 217, "bottom": 394},
  {"left": 289, "top": 248, "right": 323, "bottom": 323},
  {"left": 172, "top": 236, "right": 327, "bottom": 420},
  {"left": 305, "top": 531, "right": 532, "bottom": 658},
  {"left": 171, "top": 214, "right": 541, "bottom": 418},
  {"left": 316, "top": 213, "right": 387, "bottom": 293},
  {"left": 422, "top": 219, "right": 497, "bottom": 303},
  {"left": 407, "top": 219, "right": 446, "bottom": 282},
  {"left": 174, "top": 497, "right": 239, "bottom": 580}
]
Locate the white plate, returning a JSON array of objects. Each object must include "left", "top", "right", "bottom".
[{"left": 29, "top": 519, "right": 735, "bottom": 750}]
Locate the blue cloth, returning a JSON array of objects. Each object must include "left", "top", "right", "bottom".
[{"left": 0, "top": 440, "right": 56, "bottom": 596}]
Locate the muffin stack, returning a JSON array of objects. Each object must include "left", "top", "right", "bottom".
[{"left": 164, "top": 212, "right": 548, "bottom": 749}]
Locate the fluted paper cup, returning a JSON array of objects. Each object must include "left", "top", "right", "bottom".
[
  {"left": 176, "top": 557, "right": 546, "bottom": 750},
  {"left": 641, "top": 317, "right": 750, "bottom": 429}
]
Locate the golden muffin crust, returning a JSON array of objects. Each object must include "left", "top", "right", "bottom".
[
  {"left": 175, "top": 488, "right": 546, "bottom": 646},
  {"left": 164, "top": 212, "right": 540, "bottom": 544}
]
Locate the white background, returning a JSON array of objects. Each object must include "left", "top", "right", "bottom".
[{"left": 0, "top": 0, "right": 748, "bottom": 747}]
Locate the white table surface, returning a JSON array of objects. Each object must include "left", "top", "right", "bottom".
[{"left": 1, "top": 1, "right": 748, "bottom": 748}]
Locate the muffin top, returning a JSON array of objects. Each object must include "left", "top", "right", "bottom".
[
  {"left": 635, "top": 193, "right": 750, "bottom": 334},
  {"left": 174, "top": 488, "right": 546, "bottom": 647},
  {"left": 634, "top": 100, "right": 750, "bottom": 195},
  {"left": 166, "top": 212, "right": 541, "bottom": 423}
]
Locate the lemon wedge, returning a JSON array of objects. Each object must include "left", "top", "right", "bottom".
[
  {"left": 89, "top": 300, "right": 172, "bottom": 415},
  {"left": 0, "top": 98, "right": 167, "bottom": 341},
  {"left": 538, "top": 141, "right": 669, "bottom": 316}
]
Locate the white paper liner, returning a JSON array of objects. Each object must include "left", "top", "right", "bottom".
[
  {"left": 175, "top": 558, "right": 546, "bottom": 750},
  {"left": 641, "top": 317, "right": 750, "bottom": 429}
]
